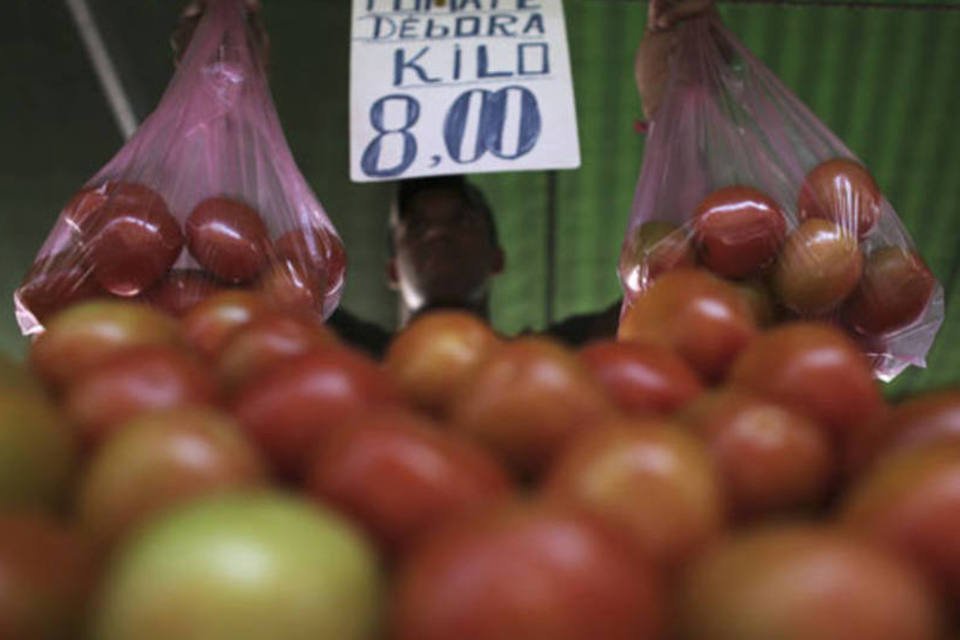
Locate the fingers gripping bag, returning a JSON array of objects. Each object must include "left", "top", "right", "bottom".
[
  {"left": 618, "top": 14, "right": 943, "bottom": 381},
  {"left": 14, "top": 0, "right": 346, "bottom": 332}
]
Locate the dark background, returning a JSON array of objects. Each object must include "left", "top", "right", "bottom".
[{"left": 2, "top": 0, "right": 958, "bottom": 395}]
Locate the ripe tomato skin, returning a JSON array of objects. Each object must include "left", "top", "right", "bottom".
[
  {"left": 30, "top": 300, "right": 183, "bottom": 389},
  {"left": 678, "top": 389, "right": 834, "bottom": 519},
  {"left": 215, "top": 312, "right": 339, "bottom": 393},
  {"left": 232, "top": 347, "right": 402, "bottom": 478},
  {"left": 185, "top": 197, "right": 269, "bottom": 283},
  {"left": 628, "top": 221, "right": 697, "bottom": 282},
  {"left": 390, "top": 502, "right": 664, "bottom": 640},
  {"left": 544, "top": 419, "right": 724, "bottom": 572},
  {"left": 0, "top": 513, "right": 97, "bottom": 640},
  {"left": 728, "top": 322, "right": 884, "bottom": 464},
  {"left": 0, "top": 394, "right": 76, "bottom": 511},
  {"left": 578, "top": 340, "right": 703, "bottom": 415},
  {"left": 797, "top": 158, "right": 882, "bottom": 238},
  {"left": 842, "top": 444, "right": 960, "bottom": 604},
  {"left": 143, "top": 270, "right": 225, "bottom": 317},
  {"left": 676, "top": 525, "right": 942, "bottom": 640},
  {"left": 448, "top": 337, "right": 617, "bottom": 477},
  {"left": 385, "top": 311, "right": 499, "bottom": 418},
  {"left": 844, "top": 247, "right": 936, "bottom": 336},
  {"left": 77, "top": 407, "right": 266, "bottom": 549},
  {"left": 274, "top": 227, "right": 348, "bottom": 298},
  {"left": 618, "top": 269, "right": 758, "bottom": 381},
  {"left": 306, "top": 409, "right": 511, "bottom": 556},
  {"left": 64, "top": 345, "right": 219, "bottom": 448},
  {"left": 180, "top": 290, "right": 271, "bottom": 360},
  {"left": 693, "top": 186, "right": 787, "bottom": 279},
  {"left": 16, "top": 250, "right": 104, "bottom": 325},
  {"left": 773, "top": 219, "right": 864, "bottom": 315}
]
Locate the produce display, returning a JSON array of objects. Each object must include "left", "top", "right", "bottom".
[
  {"left": 0, "top": 291, "right": 957, "bottom": 639},
  {"left": 620, "top": 17, "right": 943, "bottom": 381},
  {"left": 13, "top": 0, "right": 345, "bottom": 335}
]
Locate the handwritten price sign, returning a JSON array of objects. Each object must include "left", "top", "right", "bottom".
[{"left": 349, "top": 0, "right": 581, "bottom": 182}]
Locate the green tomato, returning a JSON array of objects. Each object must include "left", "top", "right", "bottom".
[{"left": 94, "top": 492, "right": 382, "bottom": 640}]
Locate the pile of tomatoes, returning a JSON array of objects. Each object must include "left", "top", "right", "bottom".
[
  {"left": 621, "top": 158, "right": 938, "bottom": 369},
  {"left": 2, "top": 271, "right": 960, "bottom": 639}
]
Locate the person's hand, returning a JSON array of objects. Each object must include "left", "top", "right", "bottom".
[{"left": 635, "top": 0, "right": 716, "bottom": 119}]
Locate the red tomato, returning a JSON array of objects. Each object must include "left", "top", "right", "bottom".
[
  {"left": 693, "top": 186, "right": 786, "bottom": 279},
  {"left": 544, "top": 419, "right": 724, "bottom": 572},
  {"left": 258, "top": 261, "right": 330, "bottom": 317},
  {"left": 180, "top": 290, "right": 271, "bottom": 359},
  {"left": 306, "top": 409, "right": 511, "bottom": 556},
  {"left": 231, "top": 347, "right": 402, "bottom": 477},
  {"left": 797, "top": 158, "right": 882, "bottom": 238},
  {"left": 77, "top": 407, "right": 265, "bottom": 548},
  {"left": 448, "top": 337, "right": 616, "bottom": 477},
  {"left": 578, "top": 340, "right": 703, "bottom": 415},
  {"left": 677, "top": 524, "right": 942, "bottom": 640},
  {"left": 0, "top": 513, "right": 96, "bottom": 640},
  {"left": 16, "top": 250, "right": 104, "bottom": 325},
  {"left": 871, "top": 390, "right": 960, "bottom": 460},
  {"left": 618, "top": 269, "right": 758, "bottom": 381},
  {"left": 64, "top": 345, "right": 219, "bottom": 447},
  {"left": 732, "top": 278, "right": 778, "bottom": 328},
  {"left": 186, "top": 197, "right": 270, "bottom": 283},
  {"left": 30, "top": 300, "right": 183, "bottom": 389},
  {"left": 678, "top": 389, "right": 834, "bottom": 518},
  {"left": 773, "top": 219, "right": 864, "bottom": 315},
  {"left": 385, "top": 310, "right": 499, "bottom": 417},
  {"left": 215, "top": 311, "right": 339, "bottom": 393},
  {"left": 844, "top": 247, "right": 936, "bottom": 336},
  {"left": 390, "top": 502, "right": 664, "bottom": 640},
  {"left": 628, "top": 221, "right": 697, "bottom": 283},
  {"left": 842, "top": 444, "right": 960, "bottom": 604},
  {"left": 79, "top": 183, "right": 183, "bottom": 296},
  {"left": 274, "top": 227, "right": 347, "bottom": 297},
  {"left": 728, "top": 323, "right": 884, "bottom": 460},
  {"left": 142, "top": 269, "right": 225, "bottom": 317}
]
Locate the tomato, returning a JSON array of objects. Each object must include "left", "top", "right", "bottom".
[
  {"left": 0, "top": 514, "right": 96, "bottom": 640},
  {"left": 64, "top": 345, "right": 219, "bottom": 447},
  {"left": 842, "top": 444, "right": 960, "bottom": 604},
  {"left": 678, "top": 389, "right": 834, "bottom": 518},
  {"left": 544, "top": 419, "right": 724, "bottom": 572},
  {"left": 306, "top": 409, "right": 511, "bottom": 556},
  {"left": 732, "top": 278, "right": 778, "bottom": 328},
  {"left": 628, "top": 221, "right": 697, "bottom": 282},
  {"left": 869, "top": 390, "right": 960, "bottom": 460},
  {"left": 773, "top": 219, "right": 864, "bottom": 315},
  {"left": 142, "top": 270, "right": 225, "bottom": 317},
  {"left": 844, "top": 247, "right": 936, "bottom": 336},
  {"left": 618, "top": 269, "right": 758, "bottom": 381},
  {"left": 30, "top": 300, "right": 183, "bottom": 389},
  {"left": 692, "top": 186, "right": 786, "bottom": 279},
  {"left": 274, "top": 227, "right": 348, "bottom": 297},
  {"left": 80, "top": 183, "right": 183, "bottom": 296},
  {"left": 258, "top": 261, "right": 329, "bottom": 317},
  {"left": 728, "top": 323, "right": 884, "bottom": 462},
  {"left": 180, "top": 290, "right": 271, "bottom": 360},
  {"left": 385, "top": 310, "right": 499, "bottom": 418},
  {"left": 797, "top": 158, "right": 882, "bottom": 238},
  {"left": 94, "top": 493, "right": 382, "bottom": 640},
  {"left": 231, "top": 347, "right": 402, "bottom": 477},
  {"left": 77, "top": 407, "right": 264, "bottom": 548},
  {"left": 578, "top": 339, "right": 702, "bottom": 415},
  {"left": 676, "top": 524, "right": 942, "bottom": 640},
  {"left": 390, "top": 502, "right": 664, "bottom": 640},
  {"left": 215, "top": 311, "right": 338, "bottom": 393},
  {"left": 448, "top": 337, "right": 616, "bottom": 477},
  {"left": 16, "top": 250, "right": 104, "bottom": 325},
  {"left": 0, "top": 394, "right": 76, "bottom": 511},
  {"left": 186, "top": 197, "right": 270, "bottom": 283}
]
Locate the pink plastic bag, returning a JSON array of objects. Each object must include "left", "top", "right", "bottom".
[
  {"left": 619, "top": 15, "right": 943, "bottom": 381},
  {"left": 15, "top": 0, "right": 345, "bottom": 333}
]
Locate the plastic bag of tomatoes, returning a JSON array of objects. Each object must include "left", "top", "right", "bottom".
[
  {"left": 619, "top": 14, "right": 943, "bottom": 381},
  {"left": 14, "top": 0, "right": 345, "bottom": 334}
]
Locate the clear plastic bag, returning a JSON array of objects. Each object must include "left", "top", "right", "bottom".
[
  {"left": 619, "top": 15, "right": 943, "bottom": 382},
  {"left": 15, "top": 0, "right": 345, "bottom": 332}
]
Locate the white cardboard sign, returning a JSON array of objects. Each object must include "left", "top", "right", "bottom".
[{"left": 349, "top": 0, "right": 581, "bottom": 182}]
